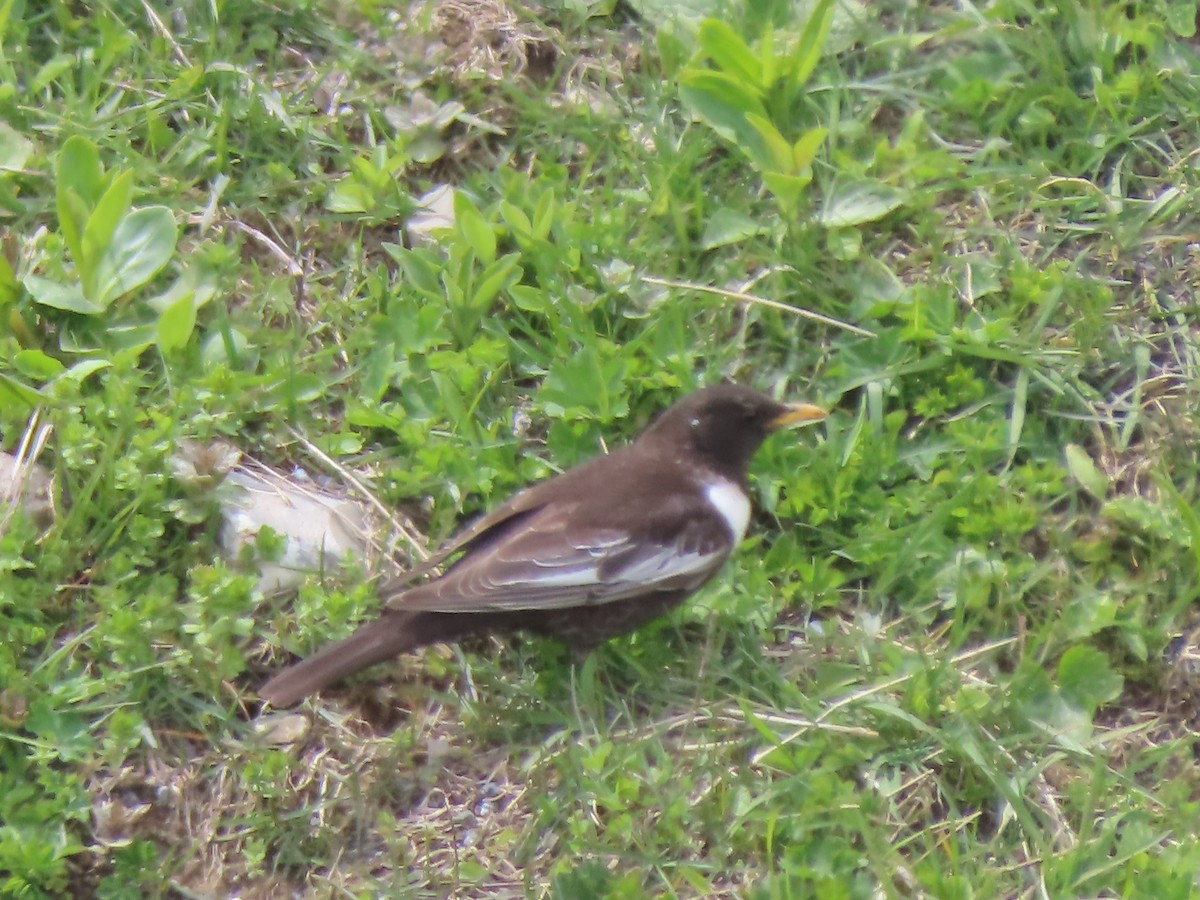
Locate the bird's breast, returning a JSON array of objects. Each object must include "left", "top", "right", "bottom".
[{"left": 703, "top": 479, "right": 751, "bottom": 544}]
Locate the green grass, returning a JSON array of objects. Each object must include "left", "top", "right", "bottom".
[{"left": 3, "top": 0, "right": 1200, "bottom": 895}]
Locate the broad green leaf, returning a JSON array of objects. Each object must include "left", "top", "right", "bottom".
[
  {"left": 201, "top": 326, "right": 251, "bottom": 370},
  {"left": 762, "top": 170, "right": 812, "bottom": 208},
  {"left": 57, "top": 187, "right": 90, "bottom": 273},
  {"left": 759, "top": 24, "right": 778, "bottom": 89},
  {"left": 24, "top": 274, "right": 104, "bottom": 314},
  {"left": 744, "top": 113, "right": 793, "bottom": 172},
  {"left": 345, "top": 403, "right": 404, "bottom": 429},
  {"left": 81, "top": 169, "right": 132, "bottom": 268},
  {"left": 24, "top": 700, "right": 94, "bottom": 763},
  {"left": 0, "top": 120, "right": 32, "bottom": 172},
  {"left": 61, "top": 358, "right": 112, "bottom": 383},
  {"left": 679, "top": 69, "right": 767, "bottom": 144},
  {"left": 471, "top": 253, "right": 522, "bottom": 310},
  {"left": 276, "top": 372, "right": 326, "bottom": 404},
  {"left": 320, "top": 431, "right": 365, "bottom": 456},
  {"left": 31, "top": 53, "right": 73, "bottom": 93},
  {"left": 1057, "top": 645, "right": 1123, "bottom": 711},
  {"left": 959, "top": 253, "right": 1002, "bottom": 301},
  {"left": 454, "top": 191, "right": 496, "bottom": 262},
  {"left": 56, "top": 135, "right": 104, "bottom": 208},
  {"left": 508, "top": 284, "right": 547, "bottom": 312},
  {"left": 147, "top": 265, "right": 218, "bottom": 314},
  {"left": 700, "top": 208, "right": 771, "bottom": 249},
  {"left": 498, "top": 200, "right": 533, "bottom": 240},
  {"left": 105, "top": 323, "right": 157, "bottom": 356},
  {"left": 390, "top": 245, "right": 442, "bottom": 295},
  {"left": 698, "top": 19, "right": 761, "bottom": 86},
  {"left": 820, "top": 181, "right": 906, "bottom": 228},
  {"left": 826, "top": 227, "right": 862, "bottom": 260},
  {"left": 655, "top": 26, "right": 690, "bottom": 79},
  {"left": 0, "top": 372, "right": 42, "bottom": 410},
  {"left": 408, "top": 131, "right": 446, "bottom": 165},
  {"left": 59, "top": 322, "right": 101, "bottom": 352},
  {"left": 1165, "top": 1, "right": 1196, "bottom": 37},
  {"left": 190, "top": 271, "right": 219, "bottom": 311},
  {"left": 1064, "top": 444, "right": 1107, "bottom": 500},
  {"left": 541, "top": 343, "right": 628, "bottom": 420},
  {"left": 680, "top": 67, "right": 766, "bottom": 109},
  {"left": 326, "top": 178, "right": 371, "bottom": 214},
  {"left": 13, "top": 349, "right": 65, "bottom": 379},
  {"left": 788, "top": 0, "right": 836, "bottom": 89},
  {"left": 80, "top": 169, "right": 133, "bottom": 298},
  {"left": 1013, "top": 667, "right": 1092, "bottom": 748},
  {"left": 792, "top": 127, "right": 828, "bottom": 170},
  {"left": 1061, "top": 591, "right": 1119, "bottom": 641},
  {"left": 92, "top": 206, "right": 177, "bottom": 307},
  {"left": 351, "top": 153, "right": 389, "bottom": 189},
  {"left": 156, "top": 292, "right": 197, "bottom": 352},
  {"left": 532, "top": 189, "right": 557, "bottom": 241}
]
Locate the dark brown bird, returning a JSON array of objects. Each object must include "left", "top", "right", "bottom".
[{"left": 259, "top": 384, "right": 826, "bottom": 707}]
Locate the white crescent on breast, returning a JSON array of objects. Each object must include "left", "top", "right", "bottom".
[{"left": 704, "top": 480, "right": 750, "bottom": 544}]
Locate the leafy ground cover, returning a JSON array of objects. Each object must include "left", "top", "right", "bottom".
[{"left": 3, "top": 0, "right": 1200, "bottom": 896}]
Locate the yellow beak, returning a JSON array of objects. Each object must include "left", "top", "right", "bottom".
[{"left": 768, "top": 403, "right": 828, "bottom": 431}]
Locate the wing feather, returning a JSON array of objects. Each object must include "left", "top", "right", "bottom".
[{"left": 387, "top": 503, "right": 732, "bottom": 613}]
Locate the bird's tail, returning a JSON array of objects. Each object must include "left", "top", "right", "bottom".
[{"left": 258, "top": 613, "right": 421, "bottom": 708}]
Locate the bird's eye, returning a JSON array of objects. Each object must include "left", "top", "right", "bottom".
[{"left": 689, "top": 416, "right": 700, "bottom": 428}]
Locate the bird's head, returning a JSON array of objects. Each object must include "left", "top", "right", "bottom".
[{"left": 640, "top": 384, "right": 827, "bottom": 479}]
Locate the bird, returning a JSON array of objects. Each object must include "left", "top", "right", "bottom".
[{"left": 259, "top": 384, "right": 827, "bottom": 707}]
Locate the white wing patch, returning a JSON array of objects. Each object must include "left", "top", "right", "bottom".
[
  {"left": 499, "top": 545, "right": 720, "bottom": 591},
  {"left": 517, "top": 564, "right": 601, "bottom": 586},
  {"left": 705, "top": 480, "right": 750, "bottom": 543},
  {"left": 611, "top": 547, "right": 720, "bottom": 584}
]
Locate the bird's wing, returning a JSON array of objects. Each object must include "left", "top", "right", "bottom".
[
  {"left": 384, "top": 500, "right": 733, "bottom": 613},
  {"left": 384, "top": 476, "right": 564, "bottom": 588},
  {"left": 385, "top": 445, "right": 647, "bottom": 587}
]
